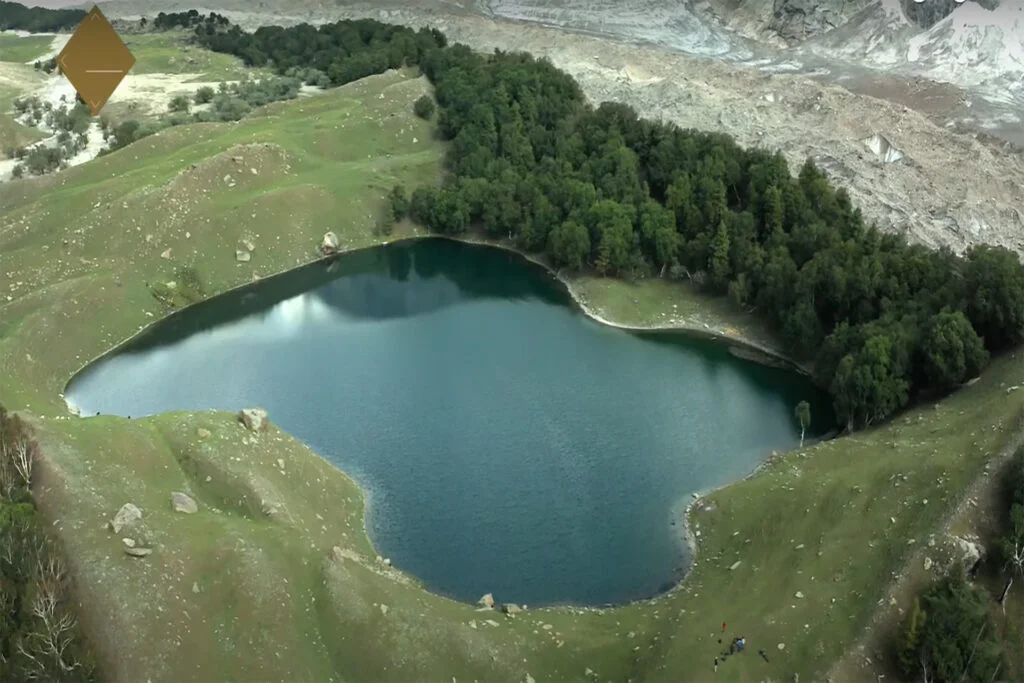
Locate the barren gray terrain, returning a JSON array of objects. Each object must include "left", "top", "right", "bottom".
[{"left": 88, "top": 0, "right": 1024, "bottom": 259}]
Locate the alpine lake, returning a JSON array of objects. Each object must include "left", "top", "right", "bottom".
[{"left": 66, "top": 238, "right": 831, "bottom": 608}]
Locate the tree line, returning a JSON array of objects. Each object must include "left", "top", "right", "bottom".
[
  {"left": 0, "top": 1, "right": 84, "bottom": 32},
  {"left": 171, "top": 17, "right": 1024, "bottom": 431},
  {"left": 0, "top": 406, "right": 95, "bottom": 682},
  {"left": 148, "top": 10, "right": 229, "bottom": 31},
  {"left": 191, "top": 18, "right": 446, "bottom": 87}
]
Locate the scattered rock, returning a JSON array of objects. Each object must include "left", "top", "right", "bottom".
[
  {"left": 160, "top": 248, "right": 172, "bottom": 259},
  {"left": 124, "top": 546, "right": 152, "bottom": 558},
  {"left": 729, "top": 561, "right": 742, "bottom": 571},
  {"left": 235, "top": 249, "right": 252, "bottom": 262},
  {"left": 197, "top": 427, "right": 211, "bottom": 439},
  {"left": 484, "top": 619, "right": 500, "bottom": 627},
  {"left": 250, "top": 167, "right": 258, "bottom": 175},
  {"left": 223, "top": 173, "right": 233, "bottom": 184},
  {"left": 239, "top": 408, "right": 268, "bottom": 432},
  {"left": 542, "top": 623, "right": 553, "bottom": 630},
  {"left": 379, "top": 604, "right": 389, "bottom": 616},
  {"left": 192, "top": 582, "right": 201, "bottom": 594},
  {"left": 478, "top": 593, "right": 495, "bottom": 609},
  {"left": 170, "top": 491, "right": 198, "bottom": 514},
  {"left": 952, "top": 536, "right": 984, "bottom": 569},
  {"left": 231, "top": 156, "right": 242, "bottom": 163},
  {"left": 330, "top": 546, "right": 345, "bottom": 563},
  {"left": 320, "top": 231, "right": 340, "bottom": 255},
  {"left": 122, "top": 537, "right": 136, "bottom": 548},
  {"left": 924, "top": 556, "right": 933, "bottom": 571},
  {"left": 795, "top": 591, "right": 804, "bottom": 599},
  {"left": 383, "top": 557, "right": 391, "bottom": 566},
  {"left": 109, "top": 503, "right": 142, "bottom": 534},
  {"left": 777, "top": 642, "right": 786, "bottom": 650},
  {"left": 468, "top": 620, "right": 477, "bottom": 629},
  {"left": 242, "top": 239, "right": 255, "bottom": 252},
  {"left": 502, "top": 603, "right": 522, "bottom": 616},
  {"left": 524, "top": 675, "right": 535, "bottom": 683}
]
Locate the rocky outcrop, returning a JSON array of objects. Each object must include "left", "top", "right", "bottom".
[
  {"left": 477, "top": 593, "right": 495, "bottom": 609},
  {"left": 239, "top": 408, "right": 268, "bottom": 432},
  {"left": 770, "top": 0, "right": 851, "bottom": 42},
  {"left": 502, "top": 603, "right": 522, "bottom": 616},
  {"left": 320, "top": 232, "right": 340, "bottom": 255}
]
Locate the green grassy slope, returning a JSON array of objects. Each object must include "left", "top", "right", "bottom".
[
  {"left": 0, "top": 61, "right": 45, "bottom": 154},
  {"left": 3, "top": 67, "right": 1024, "bottom": 681},
  {"left": 0, "top": 33, "right": 52, "bottom": 63},
  {"left": 122, "top": 30, "right": 260, "bottom": 80}
]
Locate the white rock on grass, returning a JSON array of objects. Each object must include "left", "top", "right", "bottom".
[
  {"left": 171, "top": 491, "right": 198, "bottom": 514},
  {"left": 478, "top": 593, "right": 495, "bottom": 609},
  {"left": 109, "top": 503, "right": 142, "bottom": 534},
  {"left": 239, "top": 408, "right": 268, "bottom": 432},
  {"left": 320, "top": 231, "right": 340, "bottom": 255}
]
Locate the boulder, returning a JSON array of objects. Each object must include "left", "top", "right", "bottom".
[
  {"left": 235, "top": 249, "right": 251, "bottom": 262},
  {"left": 953, "top": 536, "right": 984, "bottom": 570},
  {"left": 477, "top": 593, "right": 495, "bottom": 609},
  {"left": 320, "top": 231, "right": 340, "bottom": 255},
  {"left": 109, "top": 503, "right": 142, "bottom": 534},
  {"left": 124, "top": 546, "right": 152, "bottom": 558},
  {"left": 239, "top": 408, "right": 268, "bottom": 432},
  {"left": 502, "top": 603, "right": 522, "bottom": 616},
  {"left": 171, "top": 491, "right": 198, "bottom": 514}
]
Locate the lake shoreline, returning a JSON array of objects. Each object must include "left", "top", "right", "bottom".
[{"left": 58, "top": 229, "right": 813, "bottom": 613}]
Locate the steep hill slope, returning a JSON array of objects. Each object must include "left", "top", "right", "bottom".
[{"left": 3, "top": 61, "right": 1024, "bottom": 681}]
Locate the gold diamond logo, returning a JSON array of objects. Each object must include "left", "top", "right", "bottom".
[{"left": 56, "top": 6, "right": 135, "bottom": 116}]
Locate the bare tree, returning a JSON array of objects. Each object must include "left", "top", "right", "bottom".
[{"left": 12, "top": 437, "right": 34, "bottom": 487}]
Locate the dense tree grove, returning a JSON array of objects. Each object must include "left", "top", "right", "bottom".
[
  {"left": 897, "top": 573, "right": 1005, "bottom": 682},
  {"left": 997, "top": 446, "right": 1024, "bottom": 608},
  {"left": 192, "top": 18, "right": 446, "bottom": 87},
  {"left": 176, "top": 18, "right": 1024, "bottom": 430},
  {"left": 0, "top": 1, "right": 84, "bottom": 32},
  {"left": 151, "top": 10, "right": 228, "bottom": 31}
]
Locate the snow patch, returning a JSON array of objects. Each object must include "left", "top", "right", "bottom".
[
  {"left": 906, "top": 2, "right": 1024, "bottom": 86},
  {"left": 861, "top": 133, "right": 904, "bottom": 163}
]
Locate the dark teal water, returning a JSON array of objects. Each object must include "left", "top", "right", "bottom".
[{"left": 65, "top": 238, "right": 831, "bottom": 607}]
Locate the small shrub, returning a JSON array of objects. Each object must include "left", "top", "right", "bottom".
[
  {"left": 168, "top": 94, "right": 191, "bottom": 113},
  {"left": 389, "top": 184, "right": 409, "bottom": 221},
  {"left": 413, "top": 94, "right": 435, "bottom": 120},
  {"left": 193, "top": 86, "right": 215, "bottom": 104}
]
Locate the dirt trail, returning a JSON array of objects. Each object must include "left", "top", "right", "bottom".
[{"left": 827, "top": 406, "right": 1024, "bottom": 681}]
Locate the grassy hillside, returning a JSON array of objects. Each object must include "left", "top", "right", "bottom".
[
  {"left": 0, "top": 61, "right": 45, "bottom": 154},
  {"left": 0, "top": 33, "right": 52, "bottom": 62},
  {"left": 122, "top": 30, "right": 259, "bottom": 80},
  {"left": 3, "top": 67, "right": 1024, "bottom": 681}
]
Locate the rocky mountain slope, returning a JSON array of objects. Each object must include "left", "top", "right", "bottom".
[{"left": 85, "top": 0, "right": 1024, "bottom": 260}]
